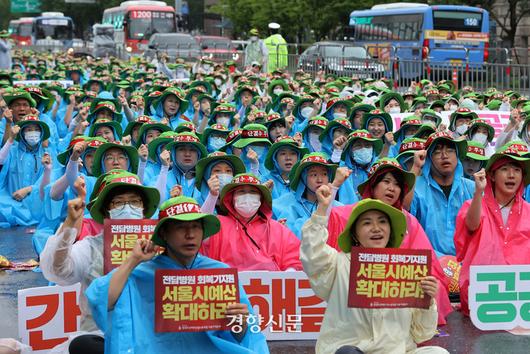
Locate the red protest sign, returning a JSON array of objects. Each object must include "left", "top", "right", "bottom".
[
  {"left": 103, "top": 219, "right": 158, "bottom": 274},
  {"left": 348, "top": 248, "right": 431, "bottom": 309},
  {"left": 155, "top": 268, "right": 240, "bottom": 332}
]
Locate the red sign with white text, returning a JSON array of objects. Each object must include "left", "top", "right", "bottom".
[
  {"left": 348, "top": 248, "right": 431, "bottom": 309},
  {"left": 155, "top": 268, "right": 240, "bottom": 332},
  {"left": 103, "top": 219, "right": 158, "bottom": 274}
]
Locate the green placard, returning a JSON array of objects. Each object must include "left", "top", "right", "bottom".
[{"left": 11, "top": 0, "right": 42, "bottom": 13}]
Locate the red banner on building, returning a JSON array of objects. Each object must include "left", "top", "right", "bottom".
[
  {"left": 103, "top": 219, "right": 158, "bottom": 274},
  {"left": 348, "top": 248, "right": 431, "bottom": 309},
  {"left": 155, "top": 268, "right": 240, "bottom": 332}
]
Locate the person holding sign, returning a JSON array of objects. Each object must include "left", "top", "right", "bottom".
[
  {"left": 86, "top": 196, "right": 269, "bottom": 354},
  {"left": 301, "top": 196, "right": 447, "bottom": 354},
  {"left": 455, "top": 141, "right": 530, "bottom": 316}
]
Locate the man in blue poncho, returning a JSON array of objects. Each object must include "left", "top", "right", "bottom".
[{"left": 86, "top": 196, "right": 269, "bottom": 354}]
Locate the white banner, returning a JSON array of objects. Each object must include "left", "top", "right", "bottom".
[{"left": 13, "top": 80, "right": 74, "bottom": 88}]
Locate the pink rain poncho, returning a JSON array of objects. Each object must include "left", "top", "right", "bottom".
[
  {"left": 201, "top": 187, "right": 303, "bottom": 271},
  {"left": 327, "top": 204, "right": 453, "bottom": 325},
  {"left": 455, "top": 173, "right": 530, "bottom": 315}
]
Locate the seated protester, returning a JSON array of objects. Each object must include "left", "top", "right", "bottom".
[
  {"left": 134, "top": 119, "right": 171, "bottom": 149},
  {"left": 0, "top": 90, "right": 37, "bottom": 144},
  {"left": 233, "top": 85, "right": 258, "bottom": 123},
  {"left": 183, "top": 86, "right": 206, "bottom": 120},
  {"left": 142, "top": 131, "right": 179, "bottom": 185},
  {"left": 273, "top": 153, "right": 342, "bottom": 238},
  {"left": 319, "top": 117, "right": 352, "bottom": 161},
  {"left": 428, "top": 100, "right": 445, "bottom": 113},
  {"left": 175, "top": 121, "right": 198, "bottom": 134},
  {"left": 150, "top": 87, "right": 190, "bottom": 129},
  {"left": 154, "top": 132, "right": 206, "bottom": 202},
  {"left": 348, "top": 103, "right": 375, "bottom": 131},
  {"left": 219, "top": 129, "right": 243, "bottom": 156},
  {"left": 196, "top": 152, "right": 246, "bottom": 213},
  {"left": 208, "top": 103, "right": 238, "bottom": 130},
  {"left": 361, "top": 109, "right": 394, "bottom": 158},
  {"left": 462, "top": 141, "right": 489, "bottom": 180},
  {"left": 291, "top": 95, "right": 320, "bottom": 134},
  {"left": 463, "top": 118, "right": 495, "bottom": 157},
  {"left": 91, "top": 141, "right": 139, "bottom": 178},
  {"left": 86, "top": 196, "right": 269, "bottom": 354},
  {"left": 263, "top": 136, "right": 308, "bottom": 200},
  {"left": 413, "top": 123, "right": 437, "bottom": 140},
  {"left": 496, "top": 108, "right": 529, "bottom": 149},
  {"left": 0, "top": 114, "right": 52, "bottom": 227},
  {"left": 301, "top": 197, "right": 448, "bottom": 354},
  {"left": 267, "top": 78, "right": 289, "bottom": 102},
  {"left": 455, "top": 142, "right": 530, "bottom": 316},
  {"left": 83, "top": 78, "right": 105, "bottom": 94},
  {"left": 420, "top": 109, "right": 442, "bottom": 129},
  {"left": 201, "top": 173, "right": 302, "bottom": 271},
  {"left": 322, "top": 97, "right": 353, "bottom": 121},
  {"left": 378, "top": 92, "right": 406, "bottom": 114},
  {"left": 123, "top": 115, "right": 151, "bottom": 147},
  {"left": 448, "top": 107, "right": 478, "bottom": 139},
  {"left": 201, "top": 123, "right": 230, "bottom": 153},
  {"left": 409, "top": 132, "right": 475, "bottom": 257},
  {"left": 389, "top": 116, "right": 422, "bottom": 158},
  {"left": 88, "top": 118, "right": 123, "bottom": 143},
  {"left": 264, "top": 113, "right": 289, "bottom": 143},
  {"left": 242, "top": 109, "right": 267, "bottom": 126},
  {"left": 444, "top": 95, "right": 460, "bottom": 112},
  {"left": 86, "top": 99, "right": 124, "bottom": 130},
  {"left": 402, "top": 89, "right": 417, "bottom": 110},
  {"left": 337, "top": 130, "right": 382, "bottom": 205},
  {"left": 301, "top": 116, "right": 328, "bottom": 153},
  {"left": 232, "top": 124, "right": 272, "bottom": 178},
  {"left": 327, "top": 158, "right": 452, "bottom": 325},
  {"left": 396, "top": 137, "right": 427, "bottom": 171},
  {"left": 276, "top": 96, "right": 297, "bottom": 118},
  {"left": 40, "top": 171, "right": 160, "bottom": 336},
  {"left": 424, "top": 88, "right": 441, "bottom": 105}
]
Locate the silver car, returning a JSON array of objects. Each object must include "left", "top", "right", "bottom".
[{"left": 142, "top": 33, "right": 200, "bottom": 62}]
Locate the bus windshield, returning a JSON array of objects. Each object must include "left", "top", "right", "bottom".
[
  {"left": 433, "top": 11, "right": 483, "bottom": 32},
  {"left": 35, "top": 19, "right": 73, "bottom": 40},
  {"left": 128, "top": 11, "right": 175, "bottom": 40},
  {"left": 19, "top": 23, "right": 33, "bottom": 37}
]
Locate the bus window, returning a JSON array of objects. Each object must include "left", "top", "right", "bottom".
[
  {"left": 128, "top": 11, "right": 175, "bottom": 40},
  {"left": 433, "top": 11, "right": 483, "bottom": 32},
  {"left": 19, "top": 23, "right": 33, "bottom": 37},
  {"left": 35, "top": 19, "right": 73, "bottom": 40},
  {"left": 352, "top": 14, "right": 423, "bottom": 42}
]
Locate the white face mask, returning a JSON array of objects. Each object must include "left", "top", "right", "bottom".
[
  {"left": 217, "top": 173, "right": 233, "bottom": 192},
  {"left": 472, "top": 132, "right": 488, "bottom": 146},
  {"left": 24, "top": 131, "right": 41, "bottom": 146},
  {"left": 217, "top": 117, "right": 230, "bottom": 127},
  {"left": 333, "top": 112, "right": 347, "bottom": 119},
  {"left": 109, "top": 204, "right": 144, "bottom": 219},
  {"left": 202, "top": 64, "right": 211, "bottom": 71},
  {"left": 214, "top": 78, "right": 223, "bottom": 87},
  {"left": 234, "top": 193, "right": 261, "bottom": 218},
  {"left": 449, "top": 104, "right": 458, "bottom": 111},
  {"left": 273, "top": 88, "right": 283, "bottom": 95},
  {"left": 208, "top": 137, "right": 226, "bottom": 151},
  {"left": 300, "top": 106, "right": 313, "bottom": 119},
  {"left": 308, "top": 132, "right": 322, "bottom": 152},
  {"left": 455, "top": 124, "right": 469, "bottom": 136},
  {"left": 250, "top": 36, "right": 258, "bottom": 42},
  {"left": 388, "top": 107, "right": 401, "bottom": 114}
]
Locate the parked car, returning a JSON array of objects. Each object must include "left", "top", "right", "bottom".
[
  {"left": 195, "top": 35, "right": 240, "bottom": 63},
  {"left": 142, "top": 33, "right": 200, "bottom": 62},
  {"left": 298, "top": 41, "right": 386, "bottom": 78}
]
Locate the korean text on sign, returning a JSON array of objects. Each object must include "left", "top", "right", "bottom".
[
  {"left": 155, "top": 268, "right": 239, "bottom": 332},
  {"left": 470, "top": 265, "right": 530, "bottom": 331},
  {"left": 103, "top": 219, "right": 158, "bottom": 273},
  {"left": 348, "top": 248, "right": 431, "bottom": 309}
]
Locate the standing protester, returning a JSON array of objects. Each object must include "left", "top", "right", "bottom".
[
  {"left": 244, "top": 28, "right": 268, "bottom": 72},
  {"left": 0, "top": 30, "right": 12, "bottom": 70}
]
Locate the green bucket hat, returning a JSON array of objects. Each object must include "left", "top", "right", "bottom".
[
  {"left": 396, "top": 137, "right": 427, "bottom": 166},
  {"left": 449, "top": 107, "right": 478, "bottom": 131},
  {"left": 424, "top": 131, "right": 467, "bottom": 161},
  {"left": 88, "top": 100, "right": 123, "bottom": 123},
  {"left": 4, "top": 90, "right": 36, "bottom": 108},
  {"left": 337, "top": 198, "right": 407, "bottom": 252},
  {"left": 413, "top": 124, "right": 437, "bottom": 139},
  {"left": 465, "top": 118, "right": 495, "bottom": 143},
  {"left": 485, "top": 141, "right": 530, "bottom": 186},
  {"left": 232, "top": 124, "right": 272, "bottom": 149},
  {"left": 208, "top": 103, "right": 237, "bottom": 125},
  {"left": 194, "top": 151, "right": 246, "bottom": 189},
  {"left": 201, "top": 123, "right": 230, "bottom": 145},
  {"left": 23, "top": 86, "right": 54, "bottom": 112},
  {"left": 234, "top": 85, "right": 259, "bottom": 103},
  {"left": 357, "top": 158, "right": 416, "bottom": 198},
  {"left": 89, "top": 171, "right": 160, "bottom": 224},
  {"left": 153, "top": 87, "right": 189, "bottom": 115},
  {"left": 135, "top": 120, "right": 172, "bottom": 148},
  {"left": 377, "top": 92, "right": 406, "bottom": 112},
  {"left": 361, "top": 109, "right": 393, "bottom": 132},
  {"left": 301, "top": 117, "right": 329, "bottom": 136},
  {"left": 323, "top": 97, "right": 354, "bottom": 117},
  {"left": 175, "top": 121, "right": 197, "bottom": 134},
  {"left": 219, "top": 129, "right": 243, "bottom": 152},
  {"left": 15, "top": 114, "right": 50, "bottom": 142},
  {"left": 57, "top": 136, "right": 106, "bottom": 166},
  {"left": 147, "top": 131, "right": 179, "bottom": 162},
  {"left": 263, "top": 112, "right": 285, "bottom": 128},
  {"left": 165, "top": 132, "right": 208, "bottom": 160},
  {"left": 465, "top": 140, "right": 490, "bottom": 161},
  {"left": 151, "top": 196, "right": 220, "bottom": 247},
  {"left": 91, "top": 141, "right": 140, "bottom": 177},
  {"left": 219, "top": 173, "right": 273, "bottom": 213},
  {"left": 267, "top": 79, "right": 290, "bottom": 97},
  {"left": 394, "top": 116, "right": 423, "bottom": 141},
  {"left": 88, "top": 118, "right": 123, "bottom": 141},
  {"left": 289, "top": 152, "right": 337, "bottom": 191},
  {"left": 319, "top": 118, "right": 352, "bottom": 142},
  {"left": 420, "top": 109, "right": 442, "bottom": 127},
  {"left": 265, "top": 136, "right": 309, "bottom": 171},
  {"left": 342, "top": 129, "right": 384, "bottom": 161},
  {"left": 123, "top": 115, "right": 152, "bottom": 138}
]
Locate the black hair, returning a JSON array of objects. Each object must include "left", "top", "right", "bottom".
[
  {"left": 373, "top": 170, "right": 406, "bottom": 200},
  {"left": 103, "top": 185, "right": 147, "bottom": 215}
]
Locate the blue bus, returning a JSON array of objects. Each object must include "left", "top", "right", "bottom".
[
  {"left": 348, "top": 3, "right": 490, "bottom": 78},
  {"left": 32, "top": 12, "right": 75, "bottom": 48}
]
